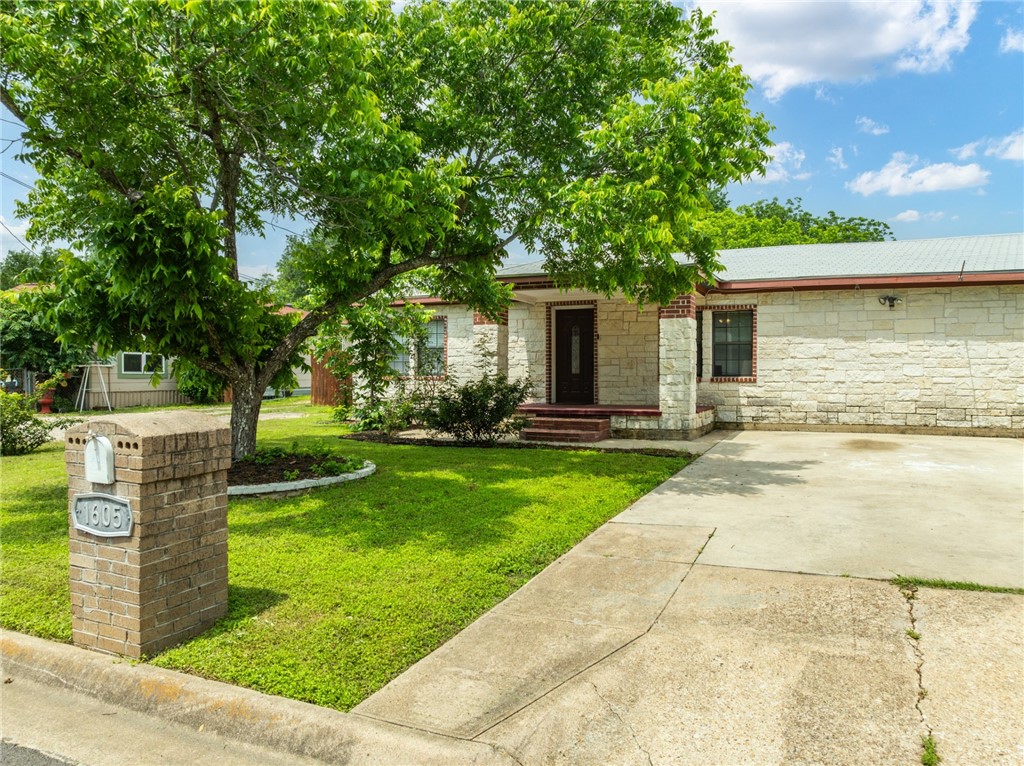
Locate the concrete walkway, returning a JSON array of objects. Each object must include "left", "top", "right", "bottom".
[{"left": 4, "top": 431, "right": 1022, "bottom": 765}]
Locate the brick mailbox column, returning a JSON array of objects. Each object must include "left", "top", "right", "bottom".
[{"left": 64, "top": 412, "right": 231, "bottom": 658}]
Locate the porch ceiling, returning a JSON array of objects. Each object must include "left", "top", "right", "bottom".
[{"left": 512, "top": 287, "right": 607, "bottom": 304}]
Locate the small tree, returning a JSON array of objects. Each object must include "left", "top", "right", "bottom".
[{"left": 0, "top": 290, "right": 90, "bottom": 381}]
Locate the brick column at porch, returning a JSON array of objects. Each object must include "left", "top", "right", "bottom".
[{"left": 658, "top": 296, "right": 698, "bottom": 432}]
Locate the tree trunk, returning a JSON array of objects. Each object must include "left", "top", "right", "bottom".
[{"left": 229, "top": 373, "right": 262, "bottom": 463}]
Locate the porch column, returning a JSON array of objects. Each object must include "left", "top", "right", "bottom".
[
  {"left": 472, "top": 310, "right": 508, "bottom": 376},
  {"left": 658, "top": 296, "right": 698, "bottom": 432}
]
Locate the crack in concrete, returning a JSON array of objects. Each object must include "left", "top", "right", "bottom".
[
  {"left": 589, "top": 681, "right": 654, "bottom": 766},
  {"left": 898, "top": 583, "right": 932, "bottom": 737}
]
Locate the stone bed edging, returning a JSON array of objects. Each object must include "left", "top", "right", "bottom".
[{"left": 228, "top": 461, "right": 376, "bottom": 497}]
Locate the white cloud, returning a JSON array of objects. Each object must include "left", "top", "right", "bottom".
[
  {"left": 951, "top": 130, "right": 1024, "bottom": 163},
  {"left": 891, "top": 209, "right": 945, "bottom": 222},
  {"left": 848, "top": 152, "right": 989, "bottom": 195},
  {"left": 1000, "top": 28, "right": 1024, "bottom": 53},
  {"left": 827, "top": 147, "right": 848, "bottom": 170},
  {"left": 951, "top": 140, "right": 980, "bottom": 160},
  {"left": 694, "top": 1, "right": 978, "bottom": 99},
  {"left": 750, "top": 142, "right": 811, "bottom": 183},
  {"left": 983, "top": 130, "right": 1024, "bottom": 162},
  {"left": 856, "top": 116, "right": 890, "bottom": 136}
]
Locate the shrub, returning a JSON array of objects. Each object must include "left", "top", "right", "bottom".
[
  {"left": 422, "top": 373, "right": 532, "bottom": 444},
  {"left": 0, "top": 390, "right": 78, "bottom": 456}
]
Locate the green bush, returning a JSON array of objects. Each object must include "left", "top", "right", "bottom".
[
  {"left": 422, "top": 373, "right": 532, "bottom": 444},
  {"left": 0, "top": 391, "right": 75, "bottom": 456}
]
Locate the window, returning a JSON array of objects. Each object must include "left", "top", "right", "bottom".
[
  {"left": 416, "top": 318, "right": 445, "bottom": 376},
  {"left": 696, "top": 309, "right": 703, "bottom": 377},
  {"left": 712, "top": 310, "right": 753, "bottom": 378},
  {"left": 121, "top": 352, "right": 166, "bottom": 375},
  {"left": 389, "top": 318, "right": 445, "bottom": 377},
  {"left": 389, "top": 341, "right": 411, "bottom": 376}
]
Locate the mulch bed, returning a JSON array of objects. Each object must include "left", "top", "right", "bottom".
[
  {"left": 227, "top": 454, "right": 349, "bottom": 486},
  {"left": 339, "top": 431, "right": 687, "bottom": 457}
]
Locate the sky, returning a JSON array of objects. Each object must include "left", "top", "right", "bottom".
[{"left": 1, "top": 0, "right": 1021, "bottom": 278}]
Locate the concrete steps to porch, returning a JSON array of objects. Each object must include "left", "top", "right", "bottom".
[{"left": 520, "top": 416, "right": 611, "bottom": 443}]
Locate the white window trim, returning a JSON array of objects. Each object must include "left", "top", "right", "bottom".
[{"left": 120, "top": 351, "right": 167, "bottom": 376}]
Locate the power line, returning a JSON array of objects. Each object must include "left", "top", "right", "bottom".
[
  {"left": 0, "top": 219, "right": 34, "bottom": 255},
  {"left": 0, "top": 171, "right": 33, "bottom": 190}
]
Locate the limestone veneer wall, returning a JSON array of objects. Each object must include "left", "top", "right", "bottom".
[
  {"left": 596, "top": 300, "right": 658, "bottom": 405},
  {"left": 507, "top": 302, "right": 548, "bottom": 402},
  {"left": 697, "top": 285, "right": 1023, "bottom": 433}
]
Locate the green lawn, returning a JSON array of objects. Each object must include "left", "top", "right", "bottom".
[{"left": 1, "top": 407, "right": 690, "bottom": 710}]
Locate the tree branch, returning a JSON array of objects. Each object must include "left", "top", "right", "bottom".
[{"left": 0, "top": 86, "right": 144, "bottom": 202}]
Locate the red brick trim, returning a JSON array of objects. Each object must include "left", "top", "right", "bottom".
[
  {"left": 473, "top": 310, "right": 508, "bottom": 325},
  {"left": 704, "top": 304, "right": 757, "bottom": 383},
  {"left": 545, "top": 302, "right": 598, "bottom": 405},
  {"left": 705, "top": 271, "right": 1024, "bottom": 294},
  {"left": 658, "top": 295, "right": 697, "bottom": 319}
]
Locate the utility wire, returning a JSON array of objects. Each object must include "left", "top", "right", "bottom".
[
  {"left": 0, "top": 219, "right": 34, "bottom": 255},
  {"left": 0, "top": 170, "right": 33, "bottom": 190}
]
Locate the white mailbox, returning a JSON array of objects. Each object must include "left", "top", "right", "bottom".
[{"left": 84, "top": 434, "right": 115, "bottom": 485}]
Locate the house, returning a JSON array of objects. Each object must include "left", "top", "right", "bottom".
[
  {"left": 75, "top": 351, "right": 315, "bottom": 410},
  {"left": 381, "top": 234, "right": 1023, "bottom": 439}
]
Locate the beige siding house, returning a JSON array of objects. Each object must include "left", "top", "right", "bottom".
[{"left": 407, "top": 234, "right": 1023, "bottom": 438}]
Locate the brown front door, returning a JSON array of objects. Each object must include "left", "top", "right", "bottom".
[{"left": 554, "top": 308, "right": 594, "bottom": 404}]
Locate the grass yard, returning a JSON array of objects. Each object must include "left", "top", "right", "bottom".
[{"left": 0, "top": 406, "right": 691, "bottom": 710}]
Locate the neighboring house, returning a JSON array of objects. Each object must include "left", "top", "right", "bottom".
[
  {"left": 378, "top": 234, "right": 1023, "bottom": 438},
  {"left": 75, "top": 352, "right": 188, "bottom": 409},
  {"left": 77, "top": 350, "right": 313, "bottom": 410}
]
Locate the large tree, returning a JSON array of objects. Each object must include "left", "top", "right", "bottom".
[
  {"left": 1, "top": 0, "right": 770, "bottom": 459},
  {"left": 697, "top": 196, "right": 893, "bottom": 248}
]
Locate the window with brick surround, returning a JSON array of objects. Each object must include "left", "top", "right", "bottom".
[
  {"left": 696, "top": 309, "right": 703, "bottom": 377},
  {"left": 390, "top": 318, "right": 446, "bottom": 377},
  {"left": 712, "top": 310, "right": 753, "bottom": 378},
  {"left": 416, "top": 318, "right": 445, "bottom": 375}
]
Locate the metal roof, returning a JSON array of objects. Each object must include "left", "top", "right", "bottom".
[{"left": 498, "top": 234, "right": 1024, "bottom": 282}]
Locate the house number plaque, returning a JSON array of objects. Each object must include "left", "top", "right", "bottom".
[{"left": 71, "top": 493, "right": 133, "bottom": 538}]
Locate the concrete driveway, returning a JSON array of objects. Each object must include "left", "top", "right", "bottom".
[
  {"left": 618, "top": 430, "right": 1024, "bottom": 588},
  {"left": 355, "top": 431, "right": 1024, "bottom": 765}
]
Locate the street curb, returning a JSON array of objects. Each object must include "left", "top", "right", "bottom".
[{"left": 0, "top": 630, "right": 514, "bottom": 765}]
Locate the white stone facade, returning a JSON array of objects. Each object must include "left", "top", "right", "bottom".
[
  {"left": 363, "top": 282, "right": 1021, "bottom": 437},
  {"left": 595, "top": 300, "right": 660, "bottom": 406},
  {"left": 697, "top": 285, "right": 1023, "bottom": 434}
]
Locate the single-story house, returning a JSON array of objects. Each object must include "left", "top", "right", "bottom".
[
  {"left": 75, "top": 351, "right": 314, "bottom": 410},
  {"left": 382, "top": 233, "right": 1023, "bottom": 439}
]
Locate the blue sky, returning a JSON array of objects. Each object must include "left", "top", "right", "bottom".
[{"left": 1, "top": 0, "right": 1021, "bottom": 277}]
